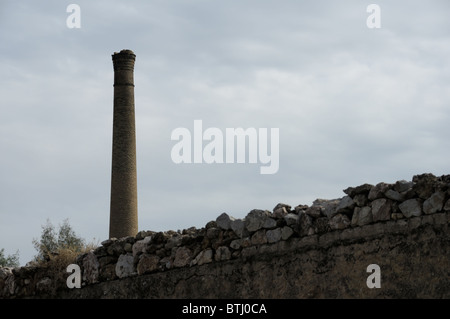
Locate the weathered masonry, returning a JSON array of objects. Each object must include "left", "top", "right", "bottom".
[
  {"left": 1, "top": 173, "right": 449, "bottom": 298},
  {"left": 109, "top": 49, "right": 138, "bottom": 239}
]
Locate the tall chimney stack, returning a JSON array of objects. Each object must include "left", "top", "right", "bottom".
[{"left": 109, "top": 49, "right": 138, "bottom": 238}]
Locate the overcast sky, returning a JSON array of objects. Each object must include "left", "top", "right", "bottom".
[{"left": 1, "top": 0, "right": 449, "bottom": 265}]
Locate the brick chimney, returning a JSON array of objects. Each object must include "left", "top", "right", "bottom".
[{"left": 109, "top": 49, "right": 138, "bottom": 238}]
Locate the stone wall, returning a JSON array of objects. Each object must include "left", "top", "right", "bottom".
[{"left": 1, "top": 173, "right": 449, "bottom": 298}]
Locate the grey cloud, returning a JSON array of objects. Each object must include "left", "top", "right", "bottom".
[{"left": 1, "top": 0, "right": 449, "bottom": 265}]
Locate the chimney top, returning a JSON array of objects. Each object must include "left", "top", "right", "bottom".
[
  {"left": 113, "top": 49, "right": 135, "bottom": 56},
  {"left": 112, "top": 49, "right": 136, "bottom": 72}
]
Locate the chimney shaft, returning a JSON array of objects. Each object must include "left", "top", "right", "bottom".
[{"left": 109, "top": 49, "right": 138, "bottom": 238}]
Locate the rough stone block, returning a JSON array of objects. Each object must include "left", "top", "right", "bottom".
[
  {"left": 413, "top": 173, "right": 437, "bottom": 199},
  {"left": 173, "top": 247, "right": 192, "bottom": 268},
  {"left": 132, "top": 236, "right": 152, "bottom": 256},
  {"left": 298, "top": 213, "right": 313, "bottom": 237},
  {"left": 216, "top": 213, "right": 235, "bottom": 230},
  {"left": 353, "top": 194, "right": 368, "bottom": 207},
  {"left": 385, "top": 189, "right": 404, "bottom": 202},
  {"left": 394, "top": 180, "right": 414, "bottom": 193},
  {"left": 115, "top": 254, "right": 136, "bottom": 278},
  {"left": 214, "top": 247, "right": 231, "bottom": 262},
  {"left": 230, "top": 219, "right": 247, "bottom": 238},
  {"left": 193, "top": 249, "right": 213, "bottom": 265},
  {"left": 421, "top": 214, "right": 434, "bottom": 225},
  {"left": 281, "top": 226, "right": 294, "bottom": 240},
  {"left": 230, "top": 239, "right": 242, "bottom": 250},
  {"left": 371, "top": 198, "right": 392, "bottom": 222},
  {"left": 423, "top": 191, "right": 445, "bottom": 214},
  {"left": 368, "top": 182, "right": 390, "bottom": 200},
  {"left": 343, "top": 183, "right": 373, "bottom": 197},
  {"left": 137, "top": 254, "right": 160, "bottom": 275},
  {"left": 82, "top": 251, "right": 99, "bottom": 284},
  {"left": 251, "top": 229, "right": 267, "bottom": 245},
  {"left": 336, "top": 196, "right": 355, "bottom": 214},
  {"left": 313, "top": 198, "right": 340, "bottom": 218},
  {"left": 314, "top": 217, "right": 330, "bottom": 234},
  {"left": 408, "top": 216, "right": 422, "bottom": 230},
  {"left": 284, "top": 213, "right": 299, "bottom": 226},
  {"left": 352, "top": 206, "right": 372, "bottom": 226},
  {"left": 263, "top": 217, "right": 277, "bottom": 229},
  {"left": 305, "top": 206, "right": 322, "bottom": 218},
  {"left": 329, "top": 214, "right": 350, "bottom": 230},
  {"left": 399, "top": 199, "right": 422, "bottom": 218},
  {"left": 245, "top": 210, "right": 271, "bottom": 232},
  {"left": 273, "top": 203, "right": 291, "bottom": 217},
  {"left": 266, "top": 228, "right": 282, "bottom": 243}
]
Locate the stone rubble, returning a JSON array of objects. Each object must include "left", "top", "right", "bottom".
[{"left": 1, "top": 173, "right": 449, "bottom": 298}]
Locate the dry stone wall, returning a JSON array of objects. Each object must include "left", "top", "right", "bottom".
[{"left": 1, "top": 173, "right": 449, "bottom": 298}]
